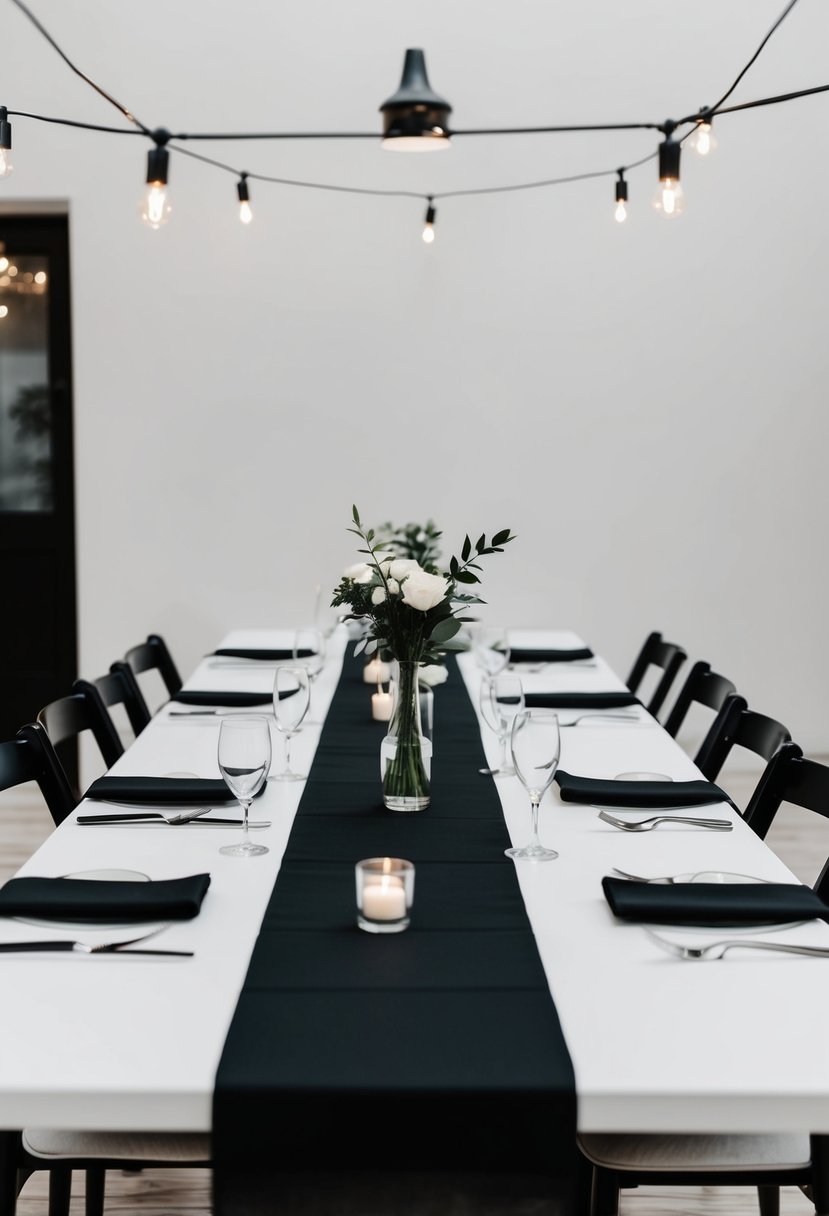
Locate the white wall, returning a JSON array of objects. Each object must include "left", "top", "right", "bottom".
[{"left": 4, "top": 0, "right": 828, "bottom": 751}]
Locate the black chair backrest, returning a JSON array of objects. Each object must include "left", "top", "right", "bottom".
[
  {"left": 123, "top": 634, "right": 182, "bottom": 697},
  {"left": 1, "top": 723, "right": 76, "bottom": 826},
  {"left": 625, "top": 630, "right": 687, "bottom": 716},
  {"left": 744, "top": 743, "right": 829, "bottom": 893},
  {"left": 37, "top": 685, "right": 123, "bottom": 796},
  {"left": 662, "top": 660, "right": 737, "bottom": 739},
  {"left": 694, "top": 693, "right": 791, "bottom": 790},
  {"left": 79, "top": 664, "right": 151, "bottom": 738}
]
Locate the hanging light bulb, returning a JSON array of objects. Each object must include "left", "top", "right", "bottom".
[
  {"left": 653, "top": 126, "right": 685, "bottom": 218},
  {"left": 0, "top": 108, "right": 14, "bottom": 178},
  {"left": 139, "top": 131, "right": 172, "bottom": 229},
  {"left": 237, "top": 175, "right": 253, "bottom": 224},
  {"left": 614, "top": 172, "right": 628, "bottom": 224},
  {"left": 422, "top": 199, "right": 436, "bottom": 243},
  {"left": 380, "top": 50, "right": 452, "bottom": 151},
  {"left": 689, "top": 110, "right": 717, "bottom": 157}
]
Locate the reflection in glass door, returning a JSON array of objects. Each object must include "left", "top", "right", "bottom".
[{"left": 0, "top": 215, "right": 76, "bottom": 749}]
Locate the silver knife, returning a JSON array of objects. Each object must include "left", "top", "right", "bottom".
[
  {"left": 0, "top": 941, "right": 193, "bottom": 956},
  {"left": 77, "top": 814, "right": 270, "bottom": 827}
]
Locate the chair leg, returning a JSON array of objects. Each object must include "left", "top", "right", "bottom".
[
  {"left": 85, "top": 1166, "right": 106, "bottom": 1216},
  {"left": 757, "top": 1184, "right": 780, "bottom": 1216},
  {"left": 811, "top": 1135, "right": 829, "bottom": 1216},
  {"left": 590, "top": 1166, "right": 621, "bottom": 1216},
  {"left": 47, "top": 1166, "right": 73, "bottom": 1216},
  {"left": 0, "top": 1133, "right": 21, "bottom": 1216}
]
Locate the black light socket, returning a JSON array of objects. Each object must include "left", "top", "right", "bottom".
[
  {"left": 424, "top": 201, "right": 436, "bottom": 226},
  {"left": 146, "top": 145, "right": 169, "bottom": 186},
  {"left": 658, "top": 135, "right": 681, "bottom": 182},
  {"left": 615, "top": 176, "right": 628, "bottom": 203},
  {"left": 0, "top": 107, "right": 11, "bottom": 151},
  {"left": 237, "top": 177, "right": 250, "bottom": 204}
]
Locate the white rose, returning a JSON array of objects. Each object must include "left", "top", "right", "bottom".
[
  {"left": 400, "top": 568, "right": 450, "bottom": 613},
  {"left": 387, "top": 578, "right": 400, "bottom": 595},
  {"left": 418, "top": 664, "right": 449, "bottom": 687},
  {"left": 343, "top": 562, "right": 373, "bottom": 585},
  {"left": 371, "top": 587, "right": 386, "bottom": 606},
  {"left": 389, "top": 559, "right": 421, "bottom": 580}
]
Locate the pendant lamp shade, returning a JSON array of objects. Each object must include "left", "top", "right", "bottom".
[{"left": 380, "top": 49, "right": 452, "bottom": 151}]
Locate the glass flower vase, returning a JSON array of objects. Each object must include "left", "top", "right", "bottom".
[{"left": 380, "top": 661, "right": 432, "bottom": 812}]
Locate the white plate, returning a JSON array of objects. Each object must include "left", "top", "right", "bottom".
[
  {"left": 13, "top": 868, "right": 164, "bottom": 932},
  {"left": 614, "top": 771, "right": 672, "bottom": 782}
]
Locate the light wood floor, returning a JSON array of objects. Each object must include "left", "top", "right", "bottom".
[{"left": 2, "top": 770, "right": 825, "bottom": 1216}]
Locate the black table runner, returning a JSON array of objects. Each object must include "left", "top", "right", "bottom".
[{"left": 213, "top": 652, "right": 577, "bottom": 1214}]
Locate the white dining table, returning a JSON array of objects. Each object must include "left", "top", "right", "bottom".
[{"left": 0, "top": 625, "right": 827, "bottom": 1144}]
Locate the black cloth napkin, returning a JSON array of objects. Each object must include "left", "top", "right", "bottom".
[
  {"left": 172, "top": 690, "right": 272, "bottom": 707},
  {"left": 525, "top": 691, "right": 639, "bottom": 709},
  {"left": 602, "top": 876, "right": 829, "bottom": 925},
  {"left": 85, "top": 776, "right": 241, "bottom": 805},
  {"left": 509, "top": 647, "right": 594, "bottom": 663},
  {"left": 555, "top": 770, "right": 729, "bottom": 807},
  {"left": 0, "top": 874, "right": 211, "bottom": 922},
  {"left": 211, "top": 648, "right": 311, "bottom": 660}
]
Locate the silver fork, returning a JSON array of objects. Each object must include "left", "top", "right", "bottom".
[
  {"left": 0, "top": 927, "right": 194, "bottom": 957},
  {"left": 559, "top": 711, "right": 641, "bottom": 728},
  {"left": 612, "top": 867, "right": 769, "bottom": 884},
  {"left": 645, "top": 929, "right": 829, "bottom": 961},
  {"left": 598, "top": 809, "right": 733, "bottom": 832}
]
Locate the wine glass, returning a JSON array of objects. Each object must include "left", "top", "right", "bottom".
[
  {"left": 474, "top": 626, "right": 511, "bottom": 677},
  {"left": 478, "top": 674, "right": 524, "bottom": 777},
  {"left": 293, "top": 627, "right": 325, "bottom": 724},
  {"left": 505, "top": 709, "right": 561, "bottom": 862},
  {"left": 271, "top": 665, "right": 310, "bottom": 781},
  {"left": 217, "top": 717, "right": 271, "bottom": 858}
]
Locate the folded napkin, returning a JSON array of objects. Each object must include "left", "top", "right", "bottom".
[
  {"left": 525, "top": 691, "right": 639, "bottom": 709},
  {"left": 85, "top": 776, "right": 241, "bottom": 805},
  {"left": 0, "top": 874, "right": 211, "bottom": 922},
  {"left": 211, "top": 648, "right": 312, "bottom": 660},
  {"left": 602, "top": 876, "right": 829, "bottom": 926},
  {"left": 172, "top": 690, "right": 273, "bottom": 707},
  {"left": 555, "top": 770, "right": 729, "bottom": 807},
  {"left": 509, "top": 647, "right": 594, "bottom": 663}
]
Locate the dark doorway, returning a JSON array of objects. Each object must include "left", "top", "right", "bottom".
[{"left": 0, "top": 214, "right": 77, "bottom": 757}]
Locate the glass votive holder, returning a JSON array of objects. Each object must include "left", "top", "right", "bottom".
[{"left": 355, "top": 857, "right": 415, "bottom": 934}]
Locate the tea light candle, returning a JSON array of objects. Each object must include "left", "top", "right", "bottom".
[
  {"left": 363, "top": 657, "right": 391, "bottom": 684},
  {"left": 355, "top": 857, "right": 415, "bottom": 934},
  {"left": 372, "top": 688, "right": 393, "bottom": 722},
  {"left": 362, "top": 875, "right": 406, "bottom": 921}
]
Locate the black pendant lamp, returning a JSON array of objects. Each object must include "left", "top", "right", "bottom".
[{"left": 380, "top": 49, "right": 451, "bottom": 151}]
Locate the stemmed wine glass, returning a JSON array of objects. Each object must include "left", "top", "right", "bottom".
[
  {"left": 293, "top": 627, "right": 325, "bottom": 725},
  {"left": 271, "top": 665, "right": 310, "bottom": 781},
  {"left": 505, "top": 709, "right": 561, "bottom": 862},
  {"left": 217, "top": 717, "right": 271, "bottom": 858},
  {"left": 474, "top": 626, "right": 511, "bottom": 677},
  {"left": 478, "top": 674, "right": 524, "bottom": 777}
]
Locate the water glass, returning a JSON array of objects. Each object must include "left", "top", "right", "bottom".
[{"left": 217, "top": 717, "right": 271, "bottom": 857}]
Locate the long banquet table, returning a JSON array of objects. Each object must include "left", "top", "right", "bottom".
[{"left": 2, "top": 626, "right": 829, "bottom": 1210}]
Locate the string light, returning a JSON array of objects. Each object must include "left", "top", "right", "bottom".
[
  {"left": 237, "top": 174, "right": 253, "bottom": 224},
  {"left": 653, "top": 124, "right": 684, "bottom": 218},
  {"left": 614, "top": 171, "right": 628, "bottom": 223},
  {"left": 2, "top": 0, "right": 818, "bottom": 237},
  {"left": 422, "top": 198, "right": 436, "bottom": 243},
  {"left": 140, "top": 129, "right": 171, "bottom": 229},
  {"left": 0, "top": 305, "right": 8, "bottom": 319},
  {"left": 0, "top": 108, "right": 14, "bottom": 178},
  {"left": 689, "top": 109, "right": 717, "bottom": 156}
]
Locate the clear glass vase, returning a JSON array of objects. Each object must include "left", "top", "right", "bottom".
[{"left": 380, "top": 661, "right": 432, "bottom": 812}]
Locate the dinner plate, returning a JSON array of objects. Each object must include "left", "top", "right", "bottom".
[
  {"left": 614, "top": 771, "right": 672, "bottom": 782},
  {"left": 14, "top": 868, "right": 164, "bottom": 932}
]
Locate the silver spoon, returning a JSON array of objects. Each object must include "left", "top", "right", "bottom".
[
  {"left": 645, "top": 929, "right": 829, "bottom": 961},
  {"left": 598, "top": 810, "right": 733, "bottom": 832}
]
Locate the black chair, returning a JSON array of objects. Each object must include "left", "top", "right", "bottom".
[
  {"left": 0, "top": 724, "right": 75, "bottom": 829},
  {"left": 625, "top": 630, "right": 687, "bottom": 717},
  {"left": 123, "top": 634, "right": 182, "bottom": 699},
  {"left": 694, "top": 695, "right": 791, "bottom": 829},
  {"left": 579, "top": 746, "right": 829, "bottom": 1216},
  {"left": 745, "top": 742, "right": 829, "bottom": 874},
  {"left": 36, "top": 684, "right": 123, "bottom": 799},
  {"left": 662, "top": 660, "right": 737, "bottom": 739},
  {"left": 79, "top": 663, "right": 151, "bottom": 740}
]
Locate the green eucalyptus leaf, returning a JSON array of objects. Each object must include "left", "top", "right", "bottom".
[
  {"left": 430, "top": 617, "right": 461, "bottom": 644},
  {"left": 353, "top": 639, "right": 367, "bottom": 657}
]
